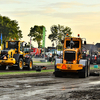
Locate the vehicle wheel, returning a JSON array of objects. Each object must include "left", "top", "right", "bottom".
[
  {"left": 97, "top": 57, "right": 100, "bottom": 64},
  {"left": 0, "top": 65, "right": 6, "bottom": 70},
  {"left": 54, "top": 65, "right": 62, "bottom": 77},
  {"left": 55, "top": 71, "right": 62, "bottom": 77},
  {"left": 87, "top": 64, "right": 90, "bottom": 77},
  {"left": 90, "top": 61, "right": 93, "bottom": 64},
  {"left": 9, "top": 67, "right": 13, "bottom": 70},
  {"left": 17, "top": 58, "right": 23, "bottom": 70},
  {"left": 27, "top": 59, "right": 33, "bottom": 70},
  {"left": 55, "top": 65, "right": 59, "bottom": 71},
  {"left": 87, "top": 60, "right": 90, "bottom": 77},
  {"left": 9, "top": 66, "right": 16, "bottom": 70},
  {"left": 79, "top": 66, "right": 87, "bottom": 78},
  {"left": 90, "top": 57, "right": 93, "bottom": 64},
  {"left": 87, "top": 66, "right": 90, "bottom": 77}
]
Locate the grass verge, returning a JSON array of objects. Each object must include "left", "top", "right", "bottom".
[
  {"left": 90, "top": 67, "right": 100, "bottom": 70},
  {"left": 0, "top": 69, "right": 54, "bottom": 76},
  {"left": 0, "top": 66, "right": 100, "bottom": 76},
  {"left": 33, "top": 61, "right": 54, "bottom": 65}
]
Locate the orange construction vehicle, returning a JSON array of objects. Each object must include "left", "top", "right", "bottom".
[{"left": 54, "top": 34, "right": 90, "bottom": 78}]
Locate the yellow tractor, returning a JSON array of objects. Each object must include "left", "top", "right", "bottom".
[
  {"left": 0, "top": 40, "right": 33, "bottom": 70},
  {"left": 55, "top": 34, "right": 90, "bottom": 78}
]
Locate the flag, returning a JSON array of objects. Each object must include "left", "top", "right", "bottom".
[{"left": 42, "top": 27, "right": 45, "bottom": 48}]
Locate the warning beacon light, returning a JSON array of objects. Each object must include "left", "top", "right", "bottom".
[
  {"left": 78, "top": 34, "right": 80, "bottom": 37},
  {"left": 66, "top": 34, "right": 69, "bottom": 37}
]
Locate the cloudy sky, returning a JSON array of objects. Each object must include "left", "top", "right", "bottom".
[{"left": 0, "top": 0, "right": 100, "bottom": 47}]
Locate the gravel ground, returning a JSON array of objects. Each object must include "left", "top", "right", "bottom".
[
  {"left": 0, "top": 64, "right": 100, "bottom": 100},
  {"left": 0, "top": 68, "right": 100, "bottom": 100}
]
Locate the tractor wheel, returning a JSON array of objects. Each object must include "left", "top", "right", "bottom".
[
  {"left": 79, "top": 66, "right": 87, "bottom": 78},
  {"left": 17, "top": 58, "right": 23, "bottom": 70},
  {"left": 87, "top": 62, "right": 90, "bottom": 77},
  {"left": 55, "top": 71, "right": 62, "bottom": 77},
  {"left": 9, "top": 67, "right": 14, "bottom": 70},
  {"left": 87, "top": 66, "right": 90, "bottom": 77},
  {"left": 0, "top": 65, "right": 6, "bottom": 70},
  {"left": 27, "top": 59, "right": 33, "bottom": 70},
  {"left": 90, "top": 60, "right": 93, "bottom": 64},
  {"left": 54, "top": 65, "right": 62, "bottom": 77},
  {"left": 9, "top": 66, "right": 16, "bottom": 70},
  {"left": 97, "top": 57, "right": 100, "bottom": 64}
]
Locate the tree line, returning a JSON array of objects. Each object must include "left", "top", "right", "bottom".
[
  {"left": 0, "top": 15, "right": 22, "bottom": 43},
  {"left": 28, "top": 24, "right": 72, "bottom": 48},
  {"left": 0, "top": 15, "right": 72, "bottom": 48}
]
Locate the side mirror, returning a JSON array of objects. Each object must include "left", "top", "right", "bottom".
[
  {"left": 61, "top": 40, "right": 64, "bottom": 44},
  {"left": 84, "top": 41, "right": 86, "bottom": 45}
]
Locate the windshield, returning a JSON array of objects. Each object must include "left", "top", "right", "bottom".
[
  {"left": 8, "top": 41, "right": 18, "bottom": 49},
  {"left": 66, "top": 41, "right": 79, "bottom": 48}
]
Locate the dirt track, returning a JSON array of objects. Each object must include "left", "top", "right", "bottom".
[{"left": 0, "top": 66, "right": 100, "bottom": 100}]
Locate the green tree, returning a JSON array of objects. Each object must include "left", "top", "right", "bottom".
[
  {"left": 0, "top": 15, "right": 22, "bottom": 42},
  {"left": 48, "top": 25, "right": 58, "bottom": 42},
  {"left": 28, "top": 25, "right": 45, "bottom": 48},
  {"left": 48, "top": 24, "right": 72, "bottom": 48},
  {"left": 62, "top": 26, "right": 72, "bottom": 38}
]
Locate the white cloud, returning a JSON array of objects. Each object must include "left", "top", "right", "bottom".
[
  {"left": 0, "top": 0, "right": 21, "bottom": 4},
  {"left": 48, "top": 1, "right": 100, "bottom": 9},
  {"left": 3, "top": 8, "right": 100, "bottom": 24},
  {"left": 49, "top": 2, "right": 83, "bottom": 9},
  {"left": 86, "top": 4, "right": 100, "bottom": 7}
]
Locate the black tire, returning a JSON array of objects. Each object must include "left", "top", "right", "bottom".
[
  {"left": 9, "top": 67, "right": 14, "bottom": 70},
  {"left": 24, "top": 59, "right": 33, "bottom": 70},
  {"left": 55, "top": 71, "right": 62, "bottom": 77},
  {"left": 90, "top": 60, "right": 93, "bottom": 64},
  {"left": 87, "top": 66, "right": 90, "bottom": 77},
  {"left": 97, "top": 57, "right": 100, "bottom": 64},
  {"left": 90, "top": 62, "right": 93, "bottom": 64},
  {"left": 9, "top": 66, "right": 16, "bottom": 70},
  {"left": 79, "top": 66, "right": 87, "bottom": 78},
  {"left": 27, "top": 59, "right": 33, "bottom": 70},
  {"left": 0, "top": 65, "right": 6, "bottom": 70},
  {"left": 54, "top": 65, "right": 62, "bottom": 77},
  {"left": 17, "top": 58, "right": 23, "bottom": 70},
  {"left": 90, "top": 57, "right": 93, "bottom": 64},
  {"left": 87, "top": 61, "right": 90, "bottom": 77}
]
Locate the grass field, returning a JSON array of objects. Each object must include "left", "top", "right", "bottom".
[
  {"left": 0, "top": 66, "right": 99, "bottom": 76},
  {"left": 0, "top": 69, "right": 54, "bottom": 76},
  {"left": 33, "top": 61, "right": 54, "bottom": 65},
  {"left": 90, "top": 67, "right": 100, "bottom": 69}
]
